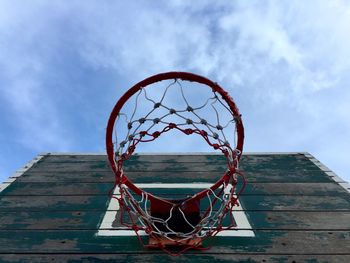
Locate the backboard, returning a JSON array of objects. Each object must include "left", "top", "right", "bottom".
[{"left": 0, "top": 152, "right": 349, "bottom": 262}]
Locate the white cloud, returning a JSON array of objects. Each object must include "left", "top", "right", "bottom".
[
  {"left": 0, "top": 1, "right": 72, "bottom": 152},
  {"left": 0, "top": 1, "right": 349, "bottom": 182}
]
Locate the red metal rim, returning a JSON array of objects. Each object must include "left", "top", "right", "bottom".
[{"left": 106, "top": 71, "right": 244, "bottom": 198}]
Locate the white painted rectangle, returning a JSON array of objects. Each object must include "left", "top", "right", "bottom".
[{"left": 97, "top": 183, "right": 255, "bottom": 237}]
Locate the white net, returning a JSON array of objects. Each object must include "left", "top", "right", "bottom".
[
  {"left": 116, "top": 175, "right": 240, "bottom": 242},
  {"left": 112, "top": 79, "right": 241, "bottom": 164},
  {"left": 108, "top": 75, "right": 245, "bottom": 255}
]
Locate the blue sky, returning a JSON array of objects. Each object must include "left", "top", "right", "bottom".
[{"left": 0, "top": 1, "right": 349, "bottom": 182}]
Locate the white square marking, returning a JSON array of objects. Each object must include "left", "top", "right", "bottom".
[{"left": 97, "top": 183, "right": 255, "bottom": 237}]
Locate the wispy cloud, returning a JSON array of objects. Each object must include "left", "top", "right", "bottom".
[{"left": 0, "top": 2, "right": 71, "bottom": 152}]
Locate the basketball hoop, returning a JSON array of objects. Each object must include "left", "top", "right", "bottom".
[{"left": 106, "top": 72, "right": 246, "bottom": 256}]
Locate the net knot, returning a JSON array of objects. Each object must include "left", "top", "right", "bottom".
[
  {"left": 169, "top": 123, "right": 177, "bottom": 129},
  {"left": 184, "top": 129, "right": 193, "bottom": 135},
  {"left": 234, "top": 114, "right": 242, "bottom": 123},
  {"left": 128, "top": 145, "right": 135, "bottom": 155},
  {"left": 152, "top": 131, "right": 161, "bottom": 138},
  {"left": 139, "top": 131, "right": 147, "bottom": 137},
  {"left": 230, "top": 197, "right": 239, "bottom": 207},
  {"left": 200, "top": 130, "right": 208, "bottom": 136},
  {"left": 200, "top": 119, "right": 207, "bottom": 125},
  {"left": 132, "top": 225, "right": 141, "bottom": 232},
  {"left": 213, "top": 144, "right": 220, "bottom": 149},
  {"left": 153, "top": 118, "right": 160, "bottom": 124},
  {"left": 186, "top": 119, "right": 193, "bottom": 125},
  {"left": 186, "top": 106, "right": 193, "bottom": 112}
]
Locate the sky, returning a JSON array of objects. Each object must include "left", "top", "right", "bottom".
[{"left": 0, "top": 0, "right": 349, "bottom": 183}]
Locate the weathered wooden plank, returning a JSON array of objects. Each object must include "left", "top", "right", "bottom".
[
  {"left": 238, "top": 195, "right": 350, "bottom": 211},
  {"left": 17, "top": 154, "right": 329, "bottom": 187},
  {"left": 15, "top": 169, "right": 333, "bottom": 183},
  {"left": 15, "top": 171, "right": 116, "bottom": 183},
  {"left": 1, "top": 211, "right": 349, "bottom": 231},
  {"left": 0, "top": 254, "right": 349, "bottom": 263},
  {"left": 0, "top": 195, "right": 348, "bottom": 211},
  {"left": 32, "top": 161, "right": 112, "bottom": 172},
  {"left": 41, "top": 154, "right": 225, "bottom": 163},
  {"left": 0, "top": 230, "right": 349, "bottom": 254},
  {"left": 142, "top": 183, "right": 348, "bottom": 197},
  {"left": 0, "top": 211, "right": 100, "bottom": 230},
  {"left": 246, "top": 182, "right": 348, "bottom": 195},
  {"left": 2, "top": 182, "right": 113, "bottom": 196},
  {"left": 251, "top": 211, "right": 350, "bottom": 230},
  {"left": 1, "top": 182, "right": 346, "bottom": 196},
  {"left": 240, "top": 154, "right": 318, "bottom": 170},
  {"left": 31, "top": 158, "right": 320, "bottom": 173},
  {"left": 208, "top": 231, "right": 350, "bottom": 254},
  {"left": 40, "top": 153, "right": 309, "bottom": 163},
  {"left": 0, "top": 195, "right": 108, "bottom": 211}
]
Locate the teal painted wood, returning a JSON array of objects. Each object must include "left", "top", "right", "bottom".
[
  {"left": 10, "top": 153, "right": 333, "bottom": 185},
  {"left": 1, "top": 211, "right": 349, "bottom": 230},
  {"left": 1, "top": 153, "right": 349, "bottom": 260},
  {"left": 31, "top": 155, "right": 320, "bottom": 173},
  {"left": 39, "top": 153, "right": 309, "bottom": 163},
  {"left": 14, "top": 169, "right": 334, "bottom": 183},
  {"left": 1, "top": 254, "right": 350, "bottom": 263},
  {"left": 1, "top": 182, "right": 347, "bottom": 196},
  {"left": 0, "top": 230, "right": 349, "bottom": 254},
  {"left": 0, "top": 194, "right": 348, "bottom": 211}
]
